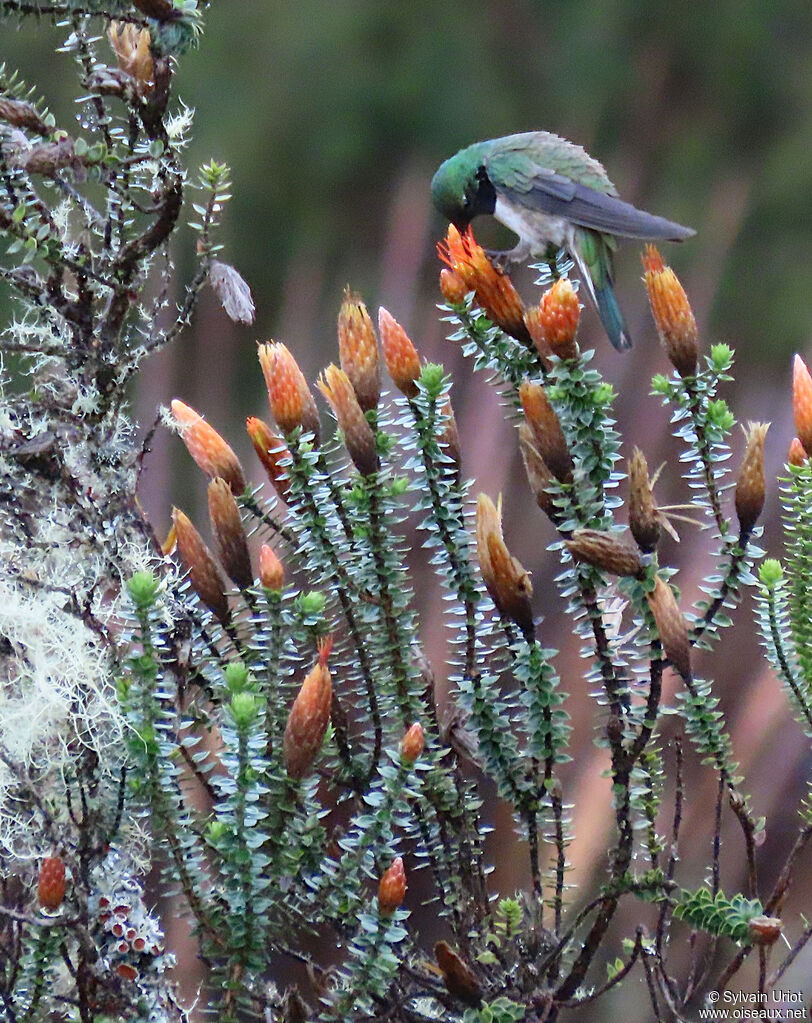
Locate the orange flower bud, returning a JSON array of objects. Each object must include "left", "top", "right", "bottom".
[
  {"left": 747, "top": 915, "right": 783, "bottom": 946},
  {"left": 207, "top": 478, "right": 253, "bottom": 590},
  {"left": 646, "top": 575, "right": 691, "bottom": 679},
  {"left": 628, "top": 447, "right": 661, "bottom": 553},
  {"left": 788, "top": 436, "right": 807, "bottom": 467},
  {"left": 438, "top": 226, "right": 529, "bottom": 344},
  {"left": 317, "top": 364, "right": 379, "bottom": 476},
  {"left": 108, "top": 22, "right": 154, "bottom": 94},
  {"left": 518, "top": 380, "right": 573, "bottom": 483},
  {"left": 476, "top": 494, "right": 534, "bottom": 638},
  {"left": 283, "top": 637, "right": 333, "bottom": 779},
  {"left": 439, "top": 266, "right": 469, "bottom": 305},
  {"left": 378, "top": 307, "right": 421, "bottom": 399},
  {"left": 792, "top": 354, "right": 812, "bottom": 457},
  {"left": 400, "top": 722, "right": 425, "bottom": 763},
  {"left": 172, "top": 507, "right": 230, "bottom": 625},
  {"left": 38, "top": 856, "right": 66, "bottom": 912},
  {"left": 246, "top": 417, "right": 292, "bottom": 501},
  {"left": 258, "top": 544, "right": 285, "bottom": 591},
  {"left": 537, "top": 278, "right": 580, "bottom": 360},
  {"left": 518, "top": 422, "right": 555, "bottom": 519},
  {"left": 735, "top": 423, "right": 769, "bottom": 536},
  {"left": 378, "top": 856, "right": 407, "bottom": 913},
  {"left": 171, "top": 399, "right": 246, "bottom": 495},
  {"left": 338, "top": 290, "right": 380, "bottom": 412},
  {"left": 565, "top": 529, "right": 645, "bottom": 578},
  {"left": 642, "top": 245, "right": 698, "bottom": 378},
  {"left": 258, "top": 342, "right": 321, "bottom": 442},
  {"left": 523, "top": 306, "right": 553, "bottom": 365}
]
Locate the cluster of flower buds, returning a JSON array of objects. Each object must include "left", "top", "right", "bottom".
[
  {"left": 734, "top": 422, "right": 769, "bottom": 538},
  {"left": 627, "top": 447, "right": 662, "bottom": 553},
  {"left": 378, "top": 856, "right": 407, "bottom": 913},
  {"left": 337, "top": 290, "right": 380, "bottom": 413},
  {"left": 259, "top": 342, "right": 321, "bottom": 442},
  {"left": 642, "top": 246, "right": 699, "bottom": 378},
  {"left": 172, "top": 507, "right": 231, "bottom": 625},
  {"left": 565, "top": 528, "right": 645, "bottom": 579},
  {"left": 258, "top": 543, "right": 285, "bottom": 591},
  {"left": 476, "top": 494, "right": 534, "bottom": 639},
  {"left": 283, "top": 636, "right": 333, "bottom": 779},
  {"left": 646, "top": 575, "right": 691, "bottom": 680},
  {"left": 400, "top": 721, "right": 425, "bottom": 763},
  {"left": 378, "top": 307, "right": 422, "bottom": 399},
  {"left": 245, "top": 416, "right": 292, "bottom": 501},
  {"left": 171, "top": 400, "right": 246, "bottom": 495},
  {"left": 317, "top": 364, "right": 379, "bottom": 475},
  {"left": 438, "top": 225, "right": 530, "bottom": 345}
]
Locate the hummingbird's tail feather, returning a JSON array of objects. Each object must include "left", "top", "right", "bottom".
[{"left": 594, "top": 282, "right": 632, "bottom": 351}]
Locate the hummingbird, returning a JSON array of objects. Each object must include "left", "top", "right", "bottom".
[{"left": 431, "top": 131, "right": 695, "bottom": 351}]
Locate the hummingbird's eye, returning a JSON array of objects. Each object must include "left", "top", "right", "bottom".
[{"left": 462, "top": 194, "right": 471, "bottom": 209}]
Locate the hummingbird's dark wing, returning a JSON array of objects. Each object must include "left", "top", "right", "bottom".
[{"left": 485, "top": 147, "right": 695, "bottom": 241}]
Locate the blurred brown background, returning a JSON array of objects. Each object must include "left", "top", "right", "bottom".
[{"left": 3, "top": 0, "right": 812, "bottom": 1016}]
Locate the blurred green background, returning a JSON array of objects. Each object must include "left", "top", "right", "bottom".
[{"left": 3, "top": 0, "right": 812, "bottom": 1014}]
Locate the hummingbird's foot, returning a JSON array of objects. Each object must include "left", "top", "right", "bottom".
[{"left": 484, "top": 245, "right": 531, "bottom": 271}]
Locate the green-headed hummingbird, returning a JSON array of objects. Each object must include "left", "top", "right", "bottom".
[{"left": 431, "top": 131, "right": 695, "bottom": 351}]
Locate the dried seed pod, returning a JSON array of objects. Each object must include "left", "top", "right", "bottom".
[
  {"left": 283, "top": 637, "right": 333, "bottom": 779},
  {"left": 518, "top": 422, "right": 555, "bottom": 520},
  {"left": 646, "top": 575, "right": 691, "bottom": 679},
  {"left": 400, "top": 722, "right": 425, "bottom": 764},
  {"left": 476, "top": 494, "right": 534, "bottom": 638},
  {"left": 259, "top": 342, "right": 321, "bottom": 442},
  {"left": 378, "top": 856, "right": 407, "bottom": 913},
  {"left": 438, "top": 226, "right": 529, "bottom": 344},
  {"left": 518, "top": 380, "right": 573, "bottom": 483},
  {"left": 108, "top": 22, "right": 154, "bottom": 94},
  {"left": 434, "top": 941, "right": 482, "bottom": 1007},
  {"left": 565, "top": 528, "right": 645, "bottom": 578},
  {"left": 38, "top": 856, "right": 66, "bottom": 912},
  {"left": 171, "top": 399, "right": 246, "bottom": 494},
  {"left": 642, "top": 245, "right": 698, "bottom": 378},
  {"left": 792, "top": 355, "right": 812, "bottom": 458},
  {"left": 246, "top": 417, "right": 292, "bottom": 500},
  {"left": 207, "top": 478, "right": 253, "bottom": 590},
  {"left": 172, "top": 507, "right": 230, "bottom": 625},
  {"left": 735, "top": 423, "right": 769, "bottom": 536},
  {"left": 628, "top": 447, "right": 661, "bottom": 553},
  {"left": 317, "top": 364, "right": 379, "bottom": 476},
  {"left": 338, "top": 290, "right": 380, "bottom": 412},
  {"left": 378, "top": 307, "right": 421, "bottom": 399},
  {"left": 258, "top": 544, "right": 285, "bottom": 591}
]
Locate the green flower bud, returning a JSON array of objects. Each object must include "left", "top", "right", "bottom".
[
  {"left": 759, "top": 559, "right": 784, "bottom": 588},
  {"left": 418, "top": 363, "right": 446, "bottom": 400},
  {"left": 224, "top": 662, "right": 250, "bottom": 694},
  {"left": 127, "top": 571, "right": 160, "bottom": 610},
  {"left": 297, "top": 590, "right": 327, "bottom": 619},
  {"left": 207, "top": 820, "right": 227, "bottom": 843},
  {"left": 230, "top": 692, "right": 257, "bottom": 729},
  {"left": 710, "top": 343, "right": 734, "bottom": 371}
]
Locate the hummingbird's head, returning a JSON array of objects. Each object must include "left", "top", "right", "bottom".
[{"left": 431, "top": 154, "right": 496, "bottom": 230}]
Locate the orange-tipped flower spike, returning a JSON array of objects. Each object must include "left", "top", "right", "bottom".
[
  {"left": 792, "top": 355, "right": 812, "bottom": 458},
  {"left": 734, "top": 423, "right": 769, "bottom": 536},
  {"left": 317, "top": 364, "right": 379, "bottom": 476},
  {"left": 788, "top": 436, "right": 807, "bottom": 467},
  {"left": 400, "top": 722, "right": 425, "bottom": 764},
  {"left": 537, "top": 278, "right": 580, "bottom": 360},
  {"left": 438, "top": 225, "right": 529, "bottom": 344},
  {"left": 518, "top": 380, "right": 573, "bottom": 483},
  {"left": 172, "top": 508, "right": 230, "bottom": 625},
  {"left": 258, "top": 342, "right": 321, "bottom": 442},
  {"left": 245, "top": 417, "right": 292, "bottom": 501},
  {"left": 283, "top": 636, "right": 333, "bottom": 779},
  {"left": 476, "top": 494, "right": 534, "bottom": 638},
  {"left": 378, "top": 307, "right": 421, "bottom": 399},
  {"left": 207, "top": 478, "right": 253, "bottom": 590},
  {"left": 171, "top": 399, "right": 246, "bottom": 495},
  {"left": 258, "top": 544, "right": 285, "bottom": 591},
  {"left": 378, "top": 856, "right": 407, "bottom": 913},
  {"left": 338, "top": 291, "right": 380, "bottom": 413},
  {"left": 642, "top": 245, "right": 698, "bottom": 378}
]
